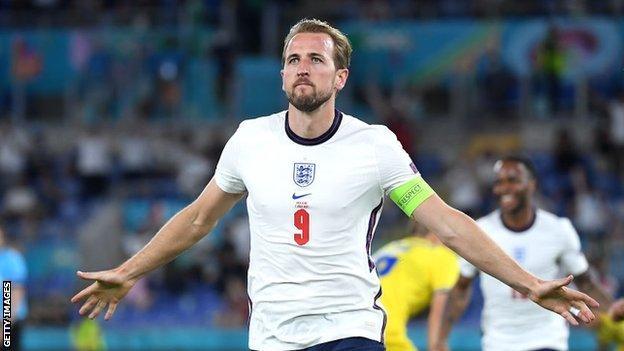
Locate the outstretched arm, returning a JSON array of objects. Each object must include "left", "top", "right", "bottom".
[
  {"left": 71, "top": 179, "right": 244, "bottom": 320},
  {"left": 412, "top": 194, "right": 599, "bottom": 325},
  {"left": 428, "top": 279, "right": 470, "bottom": 351},
  {"left": 430, "top": 276, "right": 474, "bottom": 351}
]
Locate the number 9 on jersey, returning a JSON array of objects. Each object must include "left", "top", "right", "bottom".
[{"left": 294, "top": 209, "right": 310, "bottom": 245}]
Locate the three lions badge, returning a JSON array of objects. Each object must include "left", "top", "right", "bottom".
[{"left": 293, "top": 163, "right": 316, "bottom": 187}]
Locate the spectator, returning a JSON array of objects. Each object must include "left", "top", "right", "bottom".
[
  {"left": 535, "top": 25, "right": 565, "bottom": 115},
  {"left": 117, "top": 121, "right": 154, "bottom": 180},
  {"left": 444, "top": 158, "right": 481, "bottom": 217},
  {"left": 213, "top": 275, "right": 249, "bottom": 328},
  {"left": 0, "top": 226, "right": 28, "bottom": 351},
  {"left": 75, "top": 126, "right": 113, "bottom": 200},
  {"left": 553, "top": 128, "right": 581, "bottom": 174},
  {"left": 0, "top": 121, "right": 31, "bottom": 177},
  {"left": 608, "top": 91, "right": 624, "bottom": 175},
  {"left": 476, "top": 47, "right": 518, "bottom": 116},
  {"left": 571, "top": 167, "right": 608, "bottom": 239}
]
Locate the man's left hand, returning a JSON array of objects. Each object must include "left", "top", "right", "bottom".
[{"left": 528, "top": 275, "right": 599, "bottom": 325}]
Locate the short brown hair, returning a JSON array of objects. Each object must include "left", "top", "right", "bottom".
[{"left": 282, "top": 18, "right": 352, "bottom": 70}]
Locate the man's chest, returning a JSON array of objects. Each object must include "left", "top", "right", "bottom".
[
  {"left": 238, "top": 141, "right": 381, "bottom": 221},
  {"left": 491, "top": 230, "right": 563, "bottom": 275}
]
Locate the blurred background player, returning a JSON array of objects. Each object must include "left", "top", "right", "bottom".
[
  {"left": 373, "top": 222, "right": 459, "bottom": 351},
  {"left": 597, "top": 298, "right": 624, "bottom": 350},
  {"left": 612, "top": 299, "right": 624, "bottom": 322},
  {"left": 434, "top": 155, "right": 612, "bottom": 351},
  {"left": 0, "top": 226, "right": 27, "bottom": 351}
]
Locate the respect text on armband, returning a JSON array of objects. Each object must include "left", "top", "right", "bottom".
[{"left": 398, "top": 183, "right": 423, "bottom": 208}]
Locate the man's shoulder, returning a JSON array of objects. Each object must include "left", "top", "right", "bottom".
[
  {"left": 238, "top": 111, "right": 286, "bottom": 133},
  {"left": 535, "top": 208, "right": 572, "bottom": 228},
  {"left": 340, "top": 113, "right": 396, "bottom": 140},
  {"left": 476, "top": 210, "right": 500, "bottom": 226}
]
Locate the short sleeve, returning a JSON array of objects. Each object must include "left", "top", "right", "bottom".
[
  {"left": 431, "top": 249, "right": 460, "bottom": 291},
  {"left": 558, "top": 218, "right": 589, "bottom": 275},
  {"left": 4, "top": 250, "right": 27, "bottom": 284},
  {"left": 373, "top": 126, "right": 419, "bottom": 195},
  {"left": 214, "top": 124, "right": 247, "bottom": 194}
]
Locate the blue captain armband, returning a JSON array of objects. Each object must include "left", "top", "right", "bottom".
[{"left": 389, "top": 176, "right": 435, "bottom": 217}]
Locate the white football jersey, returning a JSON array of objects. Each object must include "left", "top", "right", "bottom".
[
  {"left": 460, "top": 209, "right": 589, "bottom": 351},
  {"left": 215, "top": 110, "right": 419, "bottom": 350}
]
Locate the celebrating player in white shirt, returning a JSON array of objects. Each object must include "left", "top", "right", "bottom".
[
  {"left": 71, "top": 19, "right": 598, "bottom": 351},
  {"left": 434, "top": 156, "right": 612, "bottom": 351}
]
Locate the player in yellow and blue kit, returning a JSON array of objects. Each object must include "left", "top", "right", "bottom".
[
  {"left": 374, "top": 223, "right": 459, "bottom": 351},
  {"left": 597, "top": 298, "right": 624, "bottom": 351}
]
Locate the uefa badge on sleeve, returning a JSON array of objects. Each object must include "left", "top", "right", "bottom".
[{"left": 293, "top": 163, "right": 316, "bottom": 187}]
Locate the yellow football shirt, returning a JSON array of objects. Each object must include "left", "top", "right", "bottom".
[
  {"left": 598, "top": 314, "right": 624, "bottom": 351},
  {"left": 374, "top": 237, "right": 459, "bottom": 351}
]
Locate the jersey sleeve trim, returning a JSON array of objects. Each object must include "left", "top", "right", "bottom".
[
  {"left": 214, "top": 177, "right": 247, "bottom": 194},
  {"left": 214, "top": 122, "right": 248, "bottom": 194},
  {"left": 459, "top": 258, "right": 478, "bottom": 278},
  {"left": 389, "top": 176, "right": 435, "bottom": 217}
]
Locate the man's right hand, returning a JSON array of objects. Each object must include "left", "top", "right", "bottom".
[{"left": 70, "top": 269, "right": 137, "bottom": 320}]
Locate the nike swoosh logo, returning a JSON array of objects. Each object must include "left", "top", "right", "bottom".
[{"left": 292, "top": 193, "right": 311, "bottom": 200}]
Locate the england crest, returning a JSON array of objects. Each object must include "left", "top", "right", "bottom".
[{"left": 293, "top": 163, "right": 316, "bottom": 187}]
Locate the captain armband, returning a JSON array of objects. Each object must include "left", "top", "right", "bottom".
[{"left": 389, "top": 176, "right": 435, "bottom": 217}]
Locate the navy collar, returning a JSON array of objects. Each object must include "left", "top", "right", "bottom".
[
  {"left": 285, "top": 109, "right": 342, "bottom": 146},
  {"left": 500, "top": 208, "right": 537, "bottom": 233}
]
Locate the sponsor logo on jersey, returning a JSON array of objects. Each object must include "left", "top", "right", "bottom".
[
  {"left": 293, "top": 163, "right": 316, "bottom": 187},
  {"left": 292, "top": 193, "right": 311, "bottom": 200}
]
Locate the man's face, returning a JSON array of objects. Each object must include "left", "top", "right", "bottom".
[
  {"left": 281, "top": 32, "right": 348, "bottom": 112},
  {"left": 492, "top": 161, "right": 536, "bottom": 215}
]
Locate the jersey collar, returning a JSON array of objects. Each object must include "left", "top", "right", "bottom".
[
  {"left": 500, "top": 208, "right": 537, "bottom": 233},
  {"left": 285, "top": 109, "right": 343, "bottom": 146}
]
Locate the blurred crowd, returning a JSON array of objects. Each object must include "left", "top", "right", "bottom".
[
  {"left": 4, "top": 0, "right": 624, "bottom": 123},
  {"left": 0, "top": 117, "right": 240, "bottom": 326},
  {"left": 0, "top": 0, "right": 623, "bottom": 332},
  {"left": 1, "top": 106, "right": 623, "bottom": 329},
  {"left": 3, "top": 0, "right": 624, "bottom": 26}
]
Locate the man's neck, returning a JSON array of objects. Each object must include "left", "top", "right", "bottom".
[
  {"left": 501, "top": 205, "right": 536, "bottom": 231},
  {"left": 287, "top": 102, "right": 335, "bottom": 139}
]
